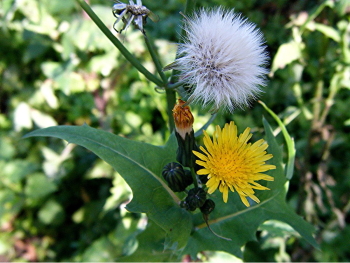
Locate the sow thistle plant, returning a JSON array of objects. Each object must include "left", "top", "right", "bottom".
[{"left": 25, "top": 0, "right": 318, "bottom": 259}]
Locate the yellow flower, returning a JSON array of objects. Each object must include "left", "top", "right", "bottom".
[{"left": 193, "top": 121, "right": 276, "bottom": 207}]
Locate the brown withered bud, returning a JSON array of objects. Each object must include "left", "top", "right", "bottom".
[{"left": 172, "top": 99, "right": 194, "bottom": 140}]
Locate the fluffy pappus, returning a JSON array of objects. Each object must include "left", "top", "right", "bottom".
[{"left": 175, "top": 7, "right": 269, "bottom": 112}]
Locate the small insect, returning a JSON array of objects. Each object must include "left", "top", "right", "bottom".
[{"left": 112, "top": 0, "right": 159, "bottom": 34}]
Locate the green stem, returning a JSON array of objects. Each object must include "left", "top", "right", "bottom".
[
  {"left": 299, "top": 1, "right": 334, "bottom": 35},
  {"left": 259, "top": 101, "right": 296, "bottom": 180},
  {"left": 194, "top": 113, "right": 217, "bottom": 137},
  {"left": 76, "top": 0, "right": 163, "bottom": 87},
  {"left": 184, "top": 0, "right": 197, "bottom": 17},
  {"left": 312, "top": 79, "right": 323, "bottom": 129},
  {"left": 144, "top": 33, "right": 168, "bottom": 85},
  {"left": 178, "top": 0, "right": 197, "bottom": 45},
  {"left": 166, "top": 89, "right": 176, "bottom": 131},
  {"left": 168, "top": 80, "right": 187, "bottom": 90},
  {"left": 191, "top": 167, "right": 198, "bottom": 188}
]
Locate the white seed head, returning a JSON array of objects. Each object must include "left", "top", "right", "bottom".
[{"left": 175, "top": 7, "right": 269, "bottom": 112}]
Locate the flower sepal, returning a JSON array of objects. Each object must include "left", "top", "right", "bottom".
[
  {"left": 162, "top": 162, "right": 193, "bottom": 192},
  {"left": 175, "top": 130, "right": 200, "bottom": 168},
  {"left": 180, "top": 187, "right": 206, "bottom": 211},
  {"left": 200, "top": 199, "right": 215, "bottom": 215}
]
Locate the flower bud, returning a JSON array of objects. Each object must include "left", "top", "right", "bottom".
[
  {"left": 200, "top": 199, "right": 215, "bottom": 215},
  {"left": 172, "top": 99, "right": 199, "bottom": 168},
  {"left": 172, "top": 99, "right": 194, "bottom": 140},
  {"left": 181, "top": 187, "right": 207, "bottom": 211},
  {"left": 162, "top": 162, "right": 193, "bottom": 192}
]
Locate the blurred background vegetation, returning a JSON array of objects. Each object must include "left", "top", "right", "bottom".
[{"left": 0, "top": 0, "right": 349, "bottom": 261}]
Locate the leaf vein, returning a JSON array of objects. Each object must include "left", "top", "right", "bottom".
[
  {"left": 196, "top": 191, "right": 280, "bottom": 229},
  {"left": 69, "top": 133, "right": 180, "bottom": 203}
]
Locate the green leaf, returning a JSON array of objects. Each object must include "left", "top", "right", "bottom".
[
  {"left": 181, "top": 118, "right": 318, "bottom": 259},
  {"left": 24, "top": 125, "right": 192, "bottom": 250},
  {"left": 259, "top": 101, "right": 296, "bottom": 180},
  {"left": 25, "top": 173, "right": 58, "bottom": 199},
  {"left": 0, "top": 189, "right": 24, "bottom": 221},
  {"left": 0, "top": 159, "right": 38, "bottom": 185},
  {"left": 38, "top": 198, "right": 65, "bottom": 225},
  {"left": 312, "top": 23, "right": 341, "bottom": 42},
  {"left": 80, "top": 236, "right": 117, "bottom": 262},
  {"left": 270, "top": 41, "right": 302, "bottom": 76},
  {"left": 120, "top": 221, "right": 181, "bottom": 262}
]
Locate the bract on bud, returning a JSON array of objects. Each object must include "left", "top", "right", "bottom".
[
  {"left": 181, "top": 187, "right": 207, "bottom": 211},
  {"left": 172, "top": 99, "right": 194, "bottom": 140},
  {"left": 162, "top": 162, "right": 193, "bottom": 192},
  {"left": 200, "top": 199, "right": 215, "bottom": 215}
]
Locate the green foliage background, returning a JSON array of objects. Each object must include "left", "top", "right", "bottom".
[{"left": 1, "top": 0, "right": 349, "bottom": 261}]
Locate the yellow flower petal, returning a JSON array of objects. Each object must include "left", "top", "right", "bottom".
[
  {"left": 207, "top": 177, "right": 220, "bottom": 194},
  {"left": 197, "top": 168, "right": 210, "bottom": 175},
  {"left": 222, "top": 185, "right": 229, "bottom": 203},
  {"left": 248, "top": 194, "right": 260, "bottom": 204},
  {"left": 239, "top": 194, "right": 250, "bottom": 207},
  {"left": 192, "top": 151, "right": 207, "bottom": 161}
]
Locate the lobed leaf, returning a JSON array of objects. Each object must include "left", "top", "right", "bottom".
[{"left": 24, "top": 125, "right": 193, "bottom": 249}]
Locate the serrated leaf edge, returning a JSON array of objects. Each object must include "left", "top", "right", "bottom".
[{"left": 24, "top": 126, "right": 181, "bottom": 204}]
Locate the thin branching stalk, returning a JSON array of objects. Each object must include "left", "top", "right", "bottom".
[
  {"left": 168, "top": 80, "right": 187, "bottom": 90},
  {"left": 184, "top": 0, "right": 197, "bottom": 20},
  {"left": 144, "top": 34, "right": 168, "bottom": 85},
  {"left": 194, "top": 113, "right": 217, "bottom": 137},
  {"left": 259, "top": 101, "right": 295, "bottom": 180},
  {"left": 76, "top": 0, "right": 163, "bottom": 87}
]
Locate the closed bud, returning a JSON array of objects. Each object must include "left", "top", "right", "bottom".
[
  {"left": 200, "top": 199, "right": 215, "bottom": 215},
  {"left": 181, "top": 187, "right": 207, "bottom": 211},
  {"left": 162, "top": 162, "right": 193, "bottom": 192}
]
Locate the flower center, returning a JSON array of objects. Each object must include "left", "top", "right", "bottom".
[{"left": 209, "top": 148, "right": 250, "bottom": 183}]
